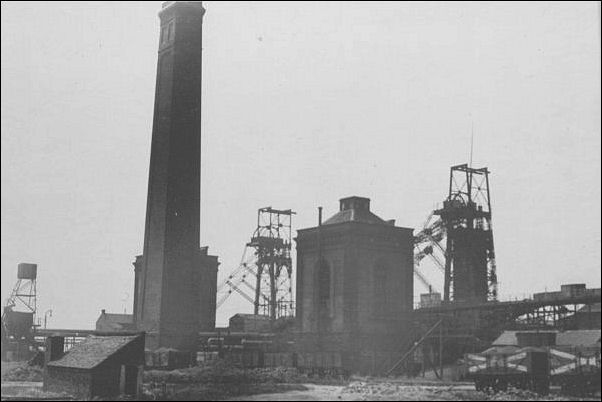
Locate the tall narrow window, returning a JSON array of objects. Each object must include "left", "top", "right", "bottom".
[
  {"left": 318, "top": 261, "right": 331, "bottom": 310},
  {"left": 317, "top": 260, "right": 331, "bottom": 331},
  {"left": 160, "top": 26, "right": 167, "bottom": 44},
  {"left": 374, "top": 261, "right": 389, "bottom": 314},
  {"left": 160, "top": 21, "right": 175, "bottom": 46},
  {"left": 167, "top": 21, "right": 175, "bottom": 41}
]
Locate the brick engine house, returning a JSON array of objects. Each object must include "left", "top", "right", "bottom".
[{"left": 295, "top": 196, "right": 414, "bottom": 374}]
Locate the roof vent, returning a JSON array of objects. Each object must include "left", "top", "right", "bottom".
[{"left": 339, "top": 196, "right": 371, "bottom": 212}]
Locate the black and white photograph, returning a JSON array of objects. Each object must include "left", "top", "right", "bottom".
[{"left": 1, "top": 1, "right": 600, "bottom": 400}]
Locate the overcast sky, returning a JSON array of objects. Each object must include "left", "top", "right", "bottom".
[{"left": 1, "top": 1, "right": 600, "bottom": 329}]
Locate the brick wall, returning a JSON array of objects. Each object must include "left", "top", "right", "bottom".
[{"left": 45, "top": 367, "right": 92, "bottom": 399}]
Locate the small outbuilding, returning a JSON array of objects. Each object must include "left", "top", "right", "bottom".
[
  {"left": 44, "top": 333, "right": 144, "bottom": 399},
  {"left": 493, "top": 329, "right": 601, "bottom": 349},
  {"left": 95, "top": 309, "right": 135, "bottom": 332}
]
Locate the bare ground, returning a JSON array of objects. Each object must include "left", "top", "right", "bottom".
[
  {"left": 227, "top": 380, "right": 602, "bottom": 401},
  {"left": 3, "top": 361, "right": 600, "bottom": 401},
  {"left": 141, "top": 362, "right": 346, "bottom": 400}
]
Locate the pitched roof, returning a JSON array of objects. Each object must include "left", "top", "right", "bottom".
[
  {"left": 482, "top": 345, "right": 520, "bottom": 355},
  {"left": 492, "top": 329, "right": 601, "bottom": 348},
  {"left": 100, "top": 313, "right": 133, "bottom": 324},
  {"left": 492, "top": 331, "right": 518, "bottom": 346},
  {"left": 96, "top": 313, "right": 135, "bottom": 331},
  {"left": 47, "top": 335, "right": 141, "bottom": 370},
  {"left": 322, "top": 207, "right": 388, "bottom": 226}
]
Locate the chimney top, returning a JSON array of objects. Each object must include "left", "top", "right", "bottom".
[
  {"left": 159, "top": 1, "right": 206, "bottom": 19},
  {"left": 161, "top": 1, "right": 205, "bottom": 11}
]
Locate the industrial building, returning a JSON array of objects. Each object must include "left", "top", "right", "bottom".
[
  {"left": 295, "top": 196, "right": 414, "bottom": 373},
  {"left": 99, "top": 1, "right": 600, "bottom": 379},
  {"left": 493, "top": 329, "right": 601, "bottom": 349},
  {"left": 95, "top": 310, "right": 135, "bottom": 333},
  {"left": 1, "top": 3, "right": 599, "bottom": 400},
  {"left": 43, "top": 334, "right": 145, "bottom": 399}
]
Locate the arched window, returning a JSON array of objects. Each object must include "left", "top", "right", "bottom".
[
  {"left": 317, "top": 260, "right": 331, "bottom": 331},
  {"left": 374, "top": 261, "right": 389, "bottom": 314},
  {"left": 318, "top": 260, "right": 331, "bottom": 311}
]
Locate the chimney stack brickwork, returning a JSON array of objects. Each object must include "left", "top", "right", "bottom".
[{"left": 133, "top": 2, "right": 218, "bottom": 351}]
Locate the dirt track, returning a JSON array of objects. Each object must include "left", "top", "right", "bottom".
[
  {"left": 226, "top": 384, "right": 344, "bottom": 401},
  {"left": 227, "top": 381, "right": 602, "bottom": 401},
  {"left": 226, "top": 383, "right": 483, "bottom": 401}
]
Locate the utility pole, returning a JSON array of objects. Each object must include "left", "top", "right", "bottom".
[{"left": 439, "top": 320, "right": 443, "bottom": 380}]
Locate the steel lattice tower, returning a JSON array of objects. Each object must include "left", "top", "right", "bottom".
[
  {"left": 1, "top": 263, "right": 38, "bottom": 359},
  {"left": 435, "top": 164, "right": 497, "bottom": 303},
  {"left": 248, "top": 208, "right": 295, "bottom": 320},
  {"left": 216, "top": 208, "right": 295, "bottom": 321}
]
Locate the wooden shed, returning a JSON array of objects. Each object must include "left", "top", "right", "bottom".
[{"left": 44, "top": 333, "right": 144, "bottom": 399}]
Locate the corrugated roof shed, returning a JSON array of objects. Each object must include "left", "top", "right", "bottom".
[
  {"left": 47, "top": 335, "right": 141, "bottom": 369},
  {"left": 557, "top": 330, "right": 601, "bottom": 347},
  {"left": 492, "top": 331, "right": 518, "bottom": 346}
]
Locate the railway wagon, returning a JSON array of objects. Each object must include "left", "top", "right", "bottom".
[
  {"left": 549, "top": 346, "right": 601, "bottom": 396},
  {"left": 464, "top": 346, "right": 550, "bottom": 394},
  {"left": 465, "top": 345, "right": 601, "bottom": 396}
]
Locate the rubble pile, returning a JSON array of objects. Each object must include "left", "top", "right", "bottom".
[
  {"left": 144, "top": 361, "right": 345, "bottom": 385},
  {"left": 1, "top": 364, "right": 43, "bottom": 383},
  {"left": 142, "top": 361, "right": 345, "bottom": 400},
  {"left": 338, "top": 381, "right": 597, "bottom": 401}
]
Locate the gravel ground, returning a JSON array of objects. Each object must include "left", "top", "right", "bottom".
[{"left": 228, "top": 380, "right": 602, "bottom": 401}]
